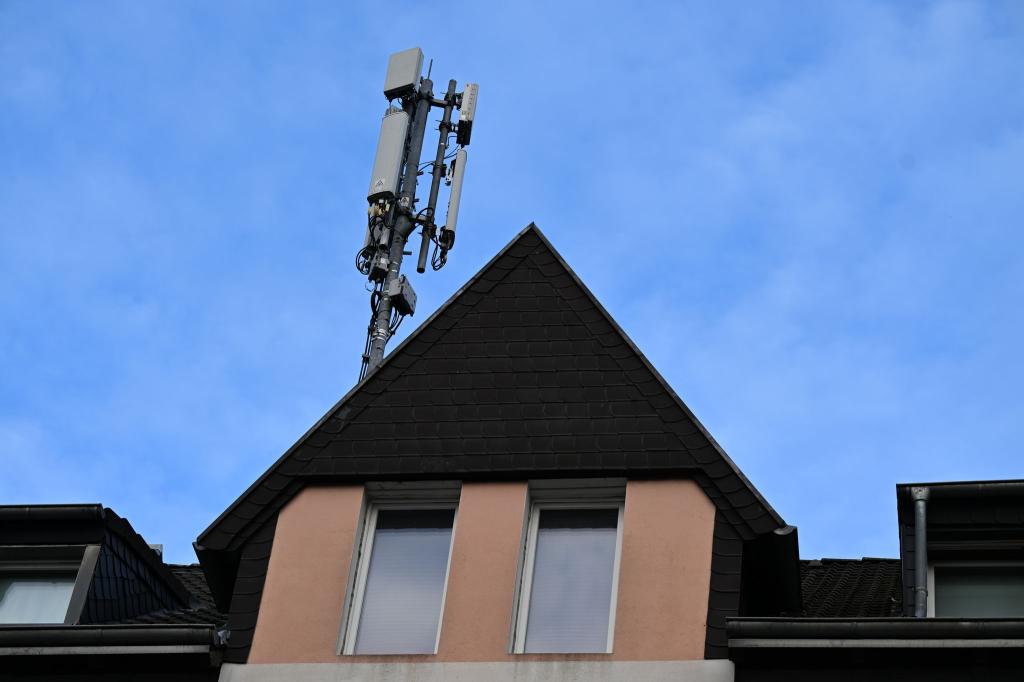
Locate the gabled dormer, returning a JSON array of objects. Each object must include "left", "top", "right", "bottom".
[
  {"left": 0, "top": 504, "right": 225, "bottom": 678},
  {"left": 196, "top": 225, "right": 800, "bottom": 679},
  {"left": 0, "top": 504, "right": 192, "bottom": 625}
]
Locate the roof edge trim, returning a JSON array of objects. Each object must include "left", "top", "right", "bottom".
[{"left": 527, "top": 227, "right": 785, "bottom": 530}]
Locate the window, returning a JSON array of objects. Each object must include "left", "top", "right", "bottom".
[
  {"left": 0, "top": 545, "right": 97, "bottom": 625},
  {"left": 930, "top": 563, "right": 1024, "bottom": 617},
  {"left": 342, "top": 505, "right": 456, "bottom": 654},
  {"left": 513, "top": 501, "right": 624, "bottom": 653},
  {"left": 0, "top": 574, "right": 77, "bottom": 624}
]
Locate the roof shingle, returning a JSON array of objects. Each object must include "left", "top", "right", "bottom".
[
  {"left": 800, "top": 558, "right": 903, "bottom": 617},
  {"left": 118, "top": 564, "right": 226, "bottom": 626}
]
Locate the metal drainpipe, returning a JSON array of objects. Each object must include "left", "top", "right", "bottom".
[{"left": 911, "top": 486, "right": 930, "bottom": 617}]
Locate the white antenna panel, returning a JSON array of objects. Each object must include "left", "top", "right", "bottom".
[
  {"left": 456, "top": 84, "right": 478, "bottom": 145},
  {"left": 367, "top": 109, "right": 409, "bottom": 202},
  {"left": 443, "top": 148, "right": 468, "bottom": 239},
  {"left": 383, "top": 47, "right": 423, "bottom": 99}
]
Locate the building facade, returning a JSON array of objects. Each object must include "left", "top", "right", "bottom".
[
  {"left": 196, "top": 225, "right": 800, "bottom": 681},
  {"left": 732, "top": 479, "right": 1024, "bottom": 680},
  {"left": 4, "top": 226, "right": 1021, "bottom": 680}
]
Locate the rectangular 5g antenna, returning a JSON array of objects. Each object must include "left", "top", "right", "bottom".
[
  {"left": 443, "top": 148, "right": 468, "bottom": 240},
  {"left": 383, "top": 47, "right": 424, "bottom": 99}
]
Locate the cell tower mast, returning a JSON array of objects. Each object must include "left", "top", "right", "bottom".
[{"left": 356, "top": 47, "right": 477, "bottom": 380}]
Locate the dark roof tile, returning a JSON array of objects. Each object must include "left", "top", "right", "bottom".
[
  {"left": 117, "top": 564, "right": 226, "bottom": 626},
  {"left": 800, "top": 558, "right": 903, "bottom": 618}
]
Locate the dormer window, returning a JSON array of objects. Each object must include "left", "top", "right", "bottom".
[
  {"left": 929, "top": 563, "right": 1024, "bottom": 618},
  {"left": 0, "top": 545, "right": 96, "bottom": 625}
]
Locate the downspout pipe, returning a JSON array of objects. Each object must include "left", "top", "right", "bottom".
[{"left": 911, "top": 486, "right": 930, "bottom": 618}]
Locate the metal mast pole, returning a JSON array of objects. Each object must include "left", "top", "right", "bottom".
[
  {"left": 356, "top": 48, "right": 477, "bottom": 380},
  {"left": 417, "top": 80, "right": 457, "bottom": 273},
  {"left": 365, "top": 78, "right": 434, "bottom": 372}
]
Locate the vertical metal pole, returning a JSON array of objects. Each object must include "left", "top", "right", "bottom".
[
  {"left": 365, "top": 79, "right": 434, "bottom": 373},
  {"left": 417, "top": 80, "right": 457, "bottom": 273},
  {"left": 911, "top": 486, "right": 929, "bottom": 617}
]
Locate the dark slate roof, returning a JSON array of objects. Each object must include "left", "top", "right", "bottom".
[
  {"left": 195, "top": 225, "right": 789, "bottom": 661},
  {"left": 800, "top": 558, "right": 902, "bottom": 617},
  {"left": 171, "top": 564, "right": 218, "bottom": 607},
  {"left": 119, "top": 565, "right": 226, "bottom": 626},
  {"left": 198, "top": 224, "right": 783, "bottom": 556}
]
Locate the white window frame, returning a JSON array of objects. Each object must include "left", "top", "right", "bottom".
[
  {"left": 339, "top": 501, "right": 458, "bottom": 655},
  {"left": 511, "top": 500, "right": 625, "bottom": 654},
  {"left": 927, "top": 560, "right": 1024, "bottom": 617}
]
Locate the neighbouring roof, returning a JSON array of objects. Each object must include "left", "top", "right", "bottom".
[
  {"left": 119, "top": 565, "right": 226, "bottom": 626},
  {"left": 723, "top": 557, "right": 1024, "bottom": 669},
  {"left": 800, "top": 558, "right": 902, "bottom": 617},
  {"left": 0, "top": 504, "right": 224, "bottom": 628},
  {"left": 0, "top": 506, "right": 225, "bottom": 676},
  {"left": 0, "top": 504, "right": 194, "bottom": 623}
]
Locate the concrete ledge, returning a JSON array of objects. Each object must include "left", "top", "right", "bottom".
[{"left": 219, "top": 660, "right": 735, "bottom": 682}]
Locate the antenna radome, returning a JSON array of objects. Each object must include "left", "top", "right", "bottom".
[
  {"left": 440, "top": 148, "right": 467, "bottom": 249},
  {"left": 355, "top": 48, "right": 478, "bottom": 380}
]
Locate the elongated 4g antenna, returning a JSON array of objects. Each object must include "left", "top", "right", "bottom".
[{"left": 356, "top": 47, "right": 478, "bottom": 380}]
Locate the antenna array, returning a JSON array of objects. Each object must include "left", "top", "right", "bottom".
[{"left": 356, "top": 47, "right": 478, "bottom": 380}]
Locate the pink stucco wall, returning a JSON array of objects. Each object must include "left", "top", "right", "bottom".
[
  {"left": 248, "top": 485, "right": 363, "bottom": 663},
  {"left": 247, "top": 479, "right": 716, "bottom": 663},
  {"left": 436, "top": 482, "right": 529, "bottom": 659},
  {"left": 613, "top": 479, "right": 716, "bottom": 659}
]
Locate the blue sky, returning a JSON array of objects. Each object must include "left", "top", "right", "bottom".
[{"left": 1, "top": 1, "right": 1022, "bottom": 564}]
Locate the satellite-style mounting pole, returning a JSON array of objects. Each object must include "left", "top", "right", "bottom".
[{"left": 356, "top": 48, "right": 477, "bottom": 380}]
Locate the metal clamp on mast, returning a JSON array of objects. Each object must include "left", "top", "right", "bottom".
[{"left": 355, "top": 47, "right": 478, "bottom": 380}]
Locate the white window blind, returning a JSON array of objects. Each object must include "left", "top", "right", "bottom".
[
  {"left": 522, "top": 507, "right": 620, "bottom": 653},
  {"left": 352, "top": 508, "right": 455, "bottom": 654},
  {"left": 0, "top": 575, "right": 75, "bottom": 624}
]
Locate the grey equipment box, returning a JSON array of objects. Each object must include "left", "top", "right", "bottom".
[
  {"left": 387, "top": 275, "right": 417, "bottom": 316},
  {"left": 367, "top": 108, "right": 410, "bottom": 202},
  {"left": 383, "top": 47, "right": 424, "bottom": 100}
]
